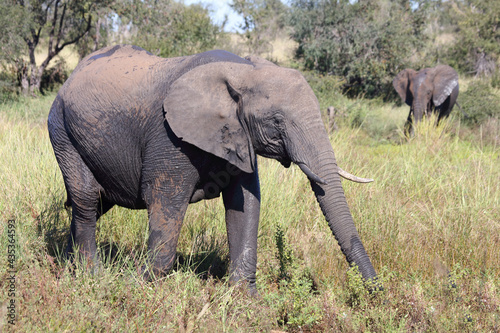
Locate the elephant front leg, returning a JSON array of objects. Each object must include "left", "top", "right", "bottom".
[
  {"left": 405, "top": 110, "right": 414, "bottom": 137},
  {"left": 144, "top": 189, "right": 190, "bottom": 280},
  {"left": 222, "top": 165, "right": 261, "bottom": 294}
]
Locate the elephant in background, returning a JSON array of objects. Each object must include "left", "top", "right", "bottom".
[
  {"left": 48, "top": 45, "right": 379, "bottom": 293},
  {"left": 393, "top": 64, "right": 459, "bottom": 134}
]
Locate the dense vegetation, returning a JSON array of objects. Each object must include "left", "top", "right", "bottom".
[
  {"left": 1, "top": 88, "right": 498, "bottom": 332},
  {"left": 1, "top": 0, "right": 499, "bottom": 100},
  {"left": 0, "top": 0, "right": 499, "bottom": 331}
]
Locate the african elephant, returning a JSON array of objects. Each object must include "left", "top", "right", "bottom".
[
  {"left": 48, "top": 45, "right": 379, "bottom": 292},
  {"left": 393, "top": 65, "right": 459, "bottom": 134}
]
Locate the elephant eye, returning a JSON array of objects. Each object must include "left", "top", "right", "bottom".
[{"left": 270, "top": 115, "right": 286, "bottom": 136}]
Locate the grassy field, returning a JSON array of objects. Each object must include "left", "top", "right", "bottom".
[{"left": 0, "top": 85, "right": 499, "bottom": 332}]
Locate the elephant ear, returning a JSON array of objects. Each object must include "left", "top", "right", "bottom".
[
  {"left": 432, "top": 65, "right": 459, "bottom": 106},
  {"left": 393, "top": 69, "right": 416, "bottom": 106},
  {"left": 164, "top": 62, "right": 255, "bottom": 173}
]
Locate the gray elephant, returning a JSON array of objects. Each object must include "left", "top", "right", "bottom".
[
  {"left": 393, "top": 64, "right": 459, "bottom": 134},
  {"left": 48, "top": 45, "right": 379, "bottom": 292}
]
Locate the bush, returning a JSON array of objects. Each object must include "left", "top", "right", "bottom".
[
  {"left": 288, "top": 0, "right": 426, "bottom": 98},
  {"left": 458, "top": 79, "right": 500, "bottom": 126},
  {"left": 40, "top": 59, "right": 69, "bottom": 94},
  {"left": 0, "top": 66, "right": 19, "bottom": 102},
  {"left": 129, "top": 1, "right": 221, "bottom": 58},
  {"left": 266, "top": 225, "right": 322, "bottom": 330}
]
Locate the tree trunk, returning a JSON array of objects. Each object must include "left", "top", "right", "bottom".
[
  {"left": 18, "top": 60, "right": 29, "bottom": 95},
  {"left": 29, "top": 65, "right": 45, "bottom": 95}
]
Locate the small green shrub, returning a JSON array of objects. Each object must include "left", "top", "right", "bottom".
[
  {"left": 458, "top": 79, "right": 500, "bottom": 126},
  {"left": 345, "top": 264, "right": 370, "bottom": 308},
  {"left": 274, "top": 224, "right": 293, "bottom": 280},
  {"left": 0, "top": 66, "right": 19, "bottom": 102},
  {"left": 276, "top": 274, "right": 322, "bottom": 329},
  {"left": 268, "top": 225, "right": 322, "bottom": 330}
]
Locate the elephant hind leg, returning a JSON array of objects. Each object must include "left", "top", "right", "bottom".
[
  {"left": 50, "top": 125, "right": 107, "bottom": 266},
  {"left": 437, "top": 99, "right": 452, "bottom": 124},
  {"left": 49, "top": 102, "right": 113, "bottom": 268},
  {"left": 62, "top": 155, "right": 107, "bottom": 266}
]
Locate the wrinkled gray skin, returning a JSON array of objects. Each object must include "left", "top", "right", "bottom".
[
  {"left": 48, "top": 45, "right": 378, "bottom": 292},
  {"left": 393, "top": 65, "right": 459, "bottom": 135}
]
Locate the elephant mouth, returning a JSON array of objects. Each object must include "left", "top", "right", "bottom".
[{"left": 279, "top": 159, "right": 291, "bottom": 168}]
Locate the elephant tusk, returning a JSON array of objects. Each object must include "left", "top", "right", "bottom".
[
  {"left": 297, "top": 163, "right": 328, "bottom": 185},
  {"left": 338, "top": 167, "right": 374, "bottom": 183}
]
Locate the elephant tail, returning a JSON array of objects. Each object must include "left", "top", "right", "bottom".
[{"left": 456, "top": 101, "right": 469, "bottom": 118}]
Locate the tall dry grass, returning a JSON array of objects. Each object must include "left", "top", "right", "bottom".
[{"left": 0, "top": 93, "right": 499, "bottom": 331}]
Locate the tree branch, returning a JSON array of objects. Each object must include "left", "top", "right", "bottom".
[
  {"left": 55, "top": 1, "right": 67, "bottom": 50},
  {"left": 56, "top": 12, "right": 93, "bottom": 54},
  {"left": 47, "top": 0, "right": 61, "bottom": 58}
]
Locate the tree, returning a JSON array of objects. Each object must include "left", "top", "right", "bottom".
[
  {"left": 0, "top": 3, "right": 29, "bottom": 95},
  {"left": 230, "top": 0, "right": 288, "bottom": 55},
  {"left": 288, "top": 0, "right": 427, "bottom": 97},
  {"left": 446, "top": 0, "right": 500, "bottom": 76},
  {"left": 120, "top": 0, "right": 220, "bottom": 58},
  {"left": 1, "top": 0, "right": 110, "bottom": 95}
]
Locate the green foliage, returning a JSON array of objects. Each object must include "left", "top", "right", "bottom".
[
  {"left": 267, "top": 225, "right": 322, "bottom": 329},
  {"left": 459, "top": 79, "right": 500, "bottom": 125},
  {"left": 275, "top": 274, "right": 322, "bottom": 329},
  {"left": 0, "top": 0, "right": 220, "bottom": 95},
  {"left": 445, "top": 0, "right": 500, "bottom": 76},
  {"left": 288, "top": 0, "right": 427, "bottom": 97},
  {"left": 126, "top": 0, "right": 220, "bottom": 58},
  {"left": 40, "top": 59, "right": 69, "bottom": 94},
  {"left": 0, "top": 0, "right": 111, "bottom": 95},
  {"left": 1, "top": 93, "right": 500, "bottom": 331},
  {"left": 0, "top": 2, "right": 32, "bottom": 97},
  {"left": 304, "top": 72, "right": 345, "bottom": 102},
  {"left": 0, "top": 67, "right": 18, "bottom": 102},
  {"left": 274, "top": 224, "right": 293, "bottom": 280},
  {"left": 345, "top": 264, "right": 370, "bottom": 307},
  {"left": 74, "top": 7, "right": 115, "bottom": 60},
  {"left": 230, "top": 0, "right": 288, "bottom": 55},
  {"left": 0, "top": 2, "right": 27, "bottom": 64}
]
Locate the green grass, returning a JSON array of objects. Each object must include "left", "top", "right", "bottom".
[{"left": 0, "top": 92, "right": 499, "bottom": 332}]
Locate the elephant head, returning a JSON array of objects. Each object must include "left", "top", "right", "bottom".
[
  {"left": 393, "top": 65, "right": 459, "bottom": 132},
  {"left": 164, "top": 51, "right": 378, "bottom": 286}
]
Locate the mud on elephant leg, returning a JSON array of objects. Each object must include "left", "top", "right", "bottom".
[
  {"left": 143, "top": 187, "right": 191, "bottom": 280},
  {"left": 65, "top": 176, "right": 104, "bottom": 269}
]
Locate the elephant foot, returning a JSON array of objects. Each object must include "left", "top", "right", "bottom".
[
  {"left": 65, "top": 249, "right": 103, "bottom": 277},
  {"left": 139, "top": 263, "right": 172, "bottom": 282},
  {"left": 229, "top": 278, "right": 259, "bottom": 298}
]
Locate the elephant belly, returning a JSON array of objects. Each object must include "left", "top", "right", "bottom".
[{"left": 82, "top": 143, "right": 145, "bottom": 209}]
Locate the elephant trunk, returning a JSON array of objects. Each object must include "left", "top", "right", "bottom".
[
  {"left": 413, "top": 100, "right": 426, "bottom": 123},
  {"left": 291, "top": 119, "right": 379, "bottom": 286}
]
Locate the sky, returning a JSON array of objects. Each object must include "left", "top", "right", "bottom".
[{"left": 182, "top": 0, "right": 244, "bottom": 32}]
